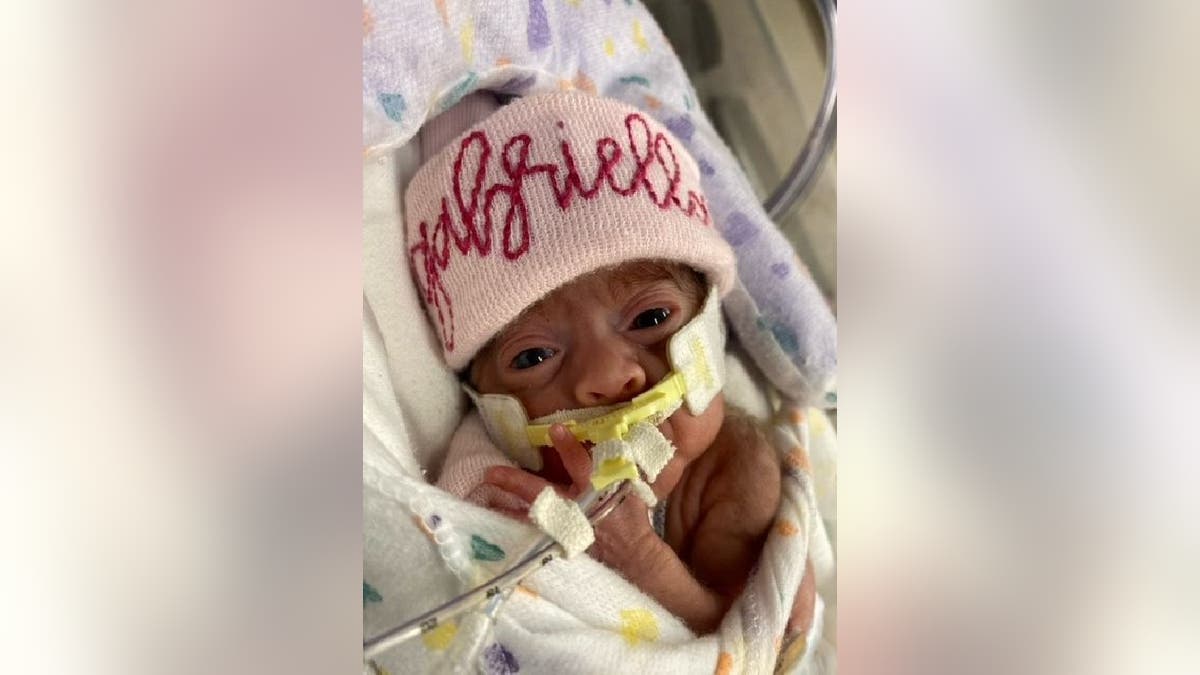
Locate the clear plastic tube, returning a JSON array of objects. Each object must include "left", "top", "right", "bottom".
[{"left": 362, "top": 482, "right": 628, "bottom": 663}]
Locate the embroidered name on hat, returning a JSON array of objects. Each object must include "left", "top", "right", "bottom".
[{"left": 410, "top": 112, "right": 712, "bottom": 352}]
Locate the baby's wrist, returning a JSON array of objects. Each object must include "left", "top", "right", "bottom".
[{"left": 596, "top": 521, "right": 670, "bottom": 577}]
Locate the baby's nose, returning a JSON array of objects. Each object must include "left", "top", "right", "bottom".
[{"left": 573, "top": 340, "right": 647, "bottom": 407}]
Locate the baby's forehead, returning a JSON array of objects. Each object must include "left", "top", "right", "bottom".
[{"left": 503, "top": 261, "right": 700, "bottom": 327}]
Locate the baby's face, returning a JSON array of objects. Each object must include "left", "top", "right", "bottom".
[{"left": 471, "top": 261, "right": 725, "bottom": 492}]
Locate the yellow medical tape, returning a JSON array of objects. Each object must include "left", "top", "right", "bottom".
[
  {"left": 590, "top": 456, "right": 640, "bottom": 491},
  {"left": 525, "top": 371, "right": 687, "bottom": 448}
]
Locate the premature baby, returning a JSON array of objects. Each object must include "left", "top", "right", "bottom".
[
  {"left": 405, "top": 91, "right": 813, "bottom": 636},
  {"left": 464, "top": 260, "right": 813, "bottom": 635}
]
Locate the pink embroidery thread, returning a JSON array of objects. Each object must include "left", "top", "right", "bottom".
[{"left": 410, "top": 113, "right": 712, "bottom": 352}]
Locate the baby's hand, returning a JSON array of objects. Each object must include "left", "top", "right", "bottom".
[
  {"left": 482, "top": 425, "right": 657, "bottom": 567},
  {"left": 481, "top": 425, "right": 594, "bottom": 519},
  {"left": 466, "top": 483, "right": 534, "bottom": 521}
]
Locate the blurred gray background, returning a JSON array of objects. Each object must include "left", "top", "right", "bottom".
[{"left": 645, "top": 0, "right": 836, "bottom": 307}]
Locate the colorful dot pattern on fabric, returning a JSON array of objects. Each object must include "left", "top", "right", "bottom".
[
  {"left": 644, "top": 94, "right": 661, "bottom": 109},
  {"left": 664, "top": 115, "right": 694, "bottom": 141},
  {"left": 412, "top": 513, "right": 443, "bottom": 538},
  {"left": 619, "top": 75, "right": 650, "bottom": 87},
  {"left": 618, "top": 608, "right": 660, "bottom": 646},
  {"left": 363, "top": 6, "right": 374, "bottom": 37},
  {"left": 574, "top": 71, "right": 597, "bottom": 94},
  {"left": 723, "top": 212, "right": 759, "bottom": 246},
  {"left": 715, "top": 651, "right": 734, "bottom": 675},
  {"left": 632, "top": 19, "right": 649, "bottom": 52},
  {"left": 770, "top": 262, "right": 791, "bottom": 278},
  {"left": 378, "top": 93, "right": 406, "bottom": 122},
  {"left": 528, "top": 0, "right": 551, "bottom": 50},
  {"left": 422, "top": 621, "right": 459, "bottom": 651},
  {"left": 483, "top": 642, "right": 520, "bottom": 674},
  {"left": 471, "top": 534, "right": 507, "bottom": 561},
  {"left": 460, "top": 20, "right": 475, "bottom": 61},
  {"left": 439, "top": 72, "right": 478, "bottom": 112},
  {"left": 762, "top": 319, "right": 799, "bottom": 354},
  {"left": 363, "top": 581, "right": 383, "bottom": 605},
  {"left": 604, "top": 37, "right": 616, "bottom": 56},
  {"left": 776, "top": 519, "right": 799, "bottom": 536},
  {"left": 435, "top": 0, "right": 449, "bottom": 26}
]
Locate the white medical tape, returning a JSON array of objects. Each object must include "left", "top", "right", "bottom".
[
  {"left": 668, "top": 287, "right": 726, "bottom": 415},
  {"left": 467, "top": 285, "right": 725, "bottom": 468},
  {"left": 528, "top": 487, "right": 594, "bottom": 558},
  {"left": 624, "top": 422, "right": 674, "bottom": 482},
  {"left": 530, "top": 402, "right": 624, "bottom": 426},
  {"left": 628, "top": 478, "right": 658, "bottom": 509}
]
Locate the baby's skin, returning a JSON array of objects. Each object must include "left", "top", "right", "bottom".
[{"left": 469, "top": 261, "right": 814, "bottom": 635}]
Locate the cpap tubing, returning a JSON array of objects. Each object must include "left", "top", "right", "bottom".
[
  {"left": 366, "top": 383, "right": 679, "bottom": 659},
  {"left": 362, "top": 482, "right": 627, "bottom": 661}
]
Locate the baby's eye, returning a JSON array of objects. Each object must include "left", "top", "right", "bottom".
[
  {"left": 631, "top": 308, "right": 671, "bottom": 330},
  {"left": 511, "top": 347, "right": 557, "bottom": 370}
]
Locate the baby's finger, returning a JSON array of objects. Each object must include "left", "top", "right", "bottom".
[
  {"left": 485, "top": 466, "right": 557, "bottom": 504},
  {"left": 550, "top": 424, "right": 593, "bottom": 491},
  {"left": 494, "top": 507, "right": 529, "bottom": 522}
]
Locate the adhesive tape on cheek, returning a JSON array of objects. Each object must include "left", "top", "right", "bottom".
[
  {"left": 466, "top": 285, "right": 725, "bottom": 468},
  {"left": 465, "top": 386, "right": 543, "bottom": 470},
  {"left": 668, "top": 286, "right": 726, "bottom": 415}
]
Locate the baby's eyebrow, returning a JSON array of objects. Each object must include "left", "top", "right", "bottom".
[
  {"left": 604, "top": 266, "right": 679, "bottom": 297},
  {"left": 495, "top": 304, "right": 551, "bottom": 345}
]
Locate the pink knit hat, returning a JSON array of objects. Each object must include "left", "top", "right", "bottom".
[{"left": 405, "top": 90, "right": 736, "bottom": 371}]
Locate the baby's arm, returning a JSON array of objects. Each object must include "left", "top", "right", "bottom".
[
  {"left": 676, "top": 411, "right": 782, "bottom": 595},
  {"left": 435, "top": 412, "right": 524, "bottom": 514},
  {"left": 483, "top": 425, "right": 732, "bottom": 634},
  {"left": 684, "top": 412, "right": 818, "bottom": 639},
  {"left": 583, "top": 478, "right": 732, "bottom": 634}
]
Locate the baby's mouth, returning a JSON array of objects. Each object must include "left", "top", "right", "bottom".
[
  {"left": 529, "top": 401, "right": 627, "bottom": 427},
  {"left": 534, "top": 443, "right": 579, "bottom": 486}
]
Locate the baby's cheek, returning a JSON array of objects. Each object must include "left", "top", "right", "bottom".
[{"left": 668, "top": 394, "right": 725, "bottom": 462}]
